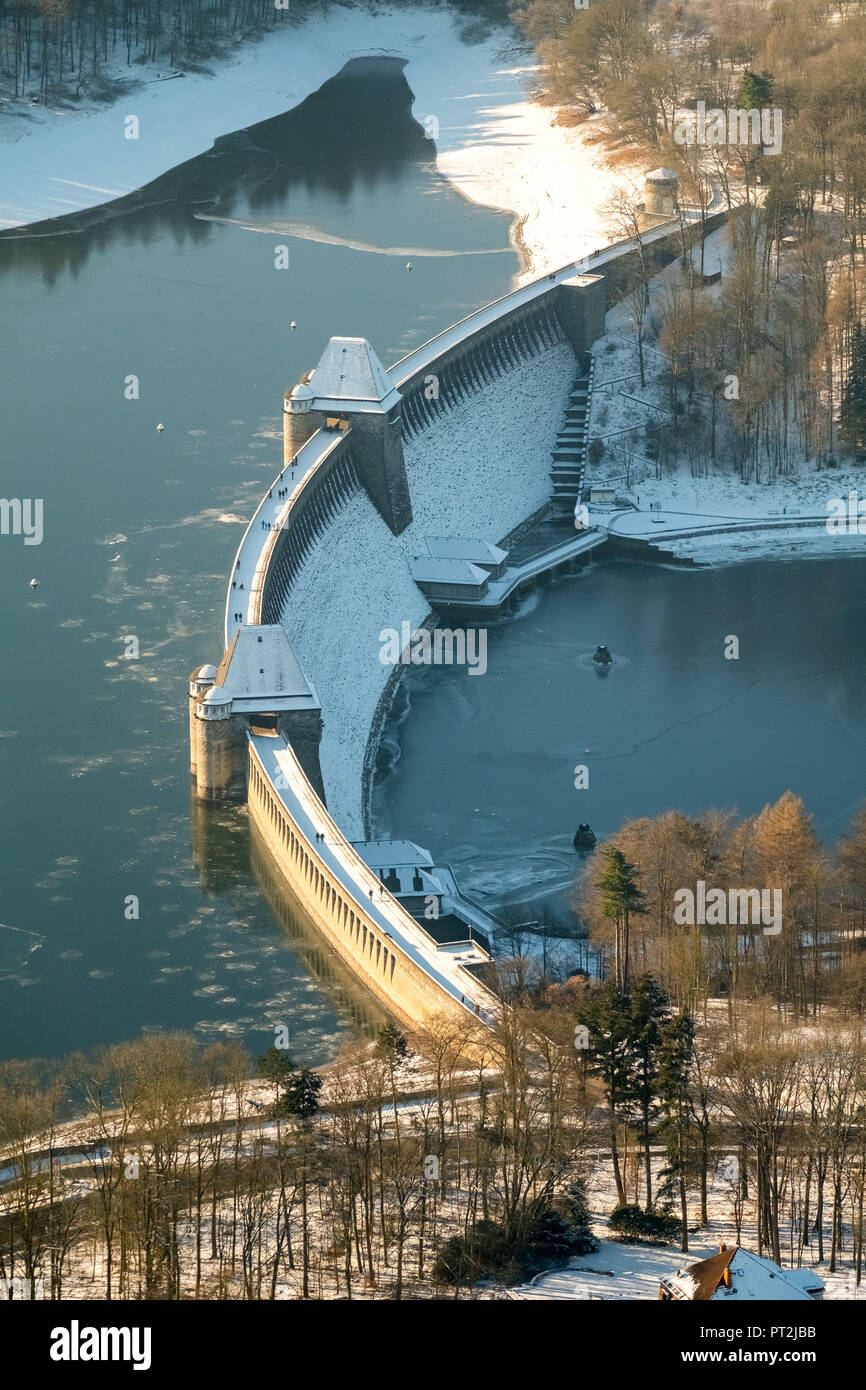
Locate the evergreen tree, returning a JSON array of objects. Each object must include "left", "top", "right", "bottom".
[
  {"left": 628, "top": 975, "right": 671, "bottom": 1212},
  {"left": 256, "top": 1045, "right": 295, "bottom": 1116},
  {"left": 377, "top": 1022, "right": 409, "bottom": 1062},
  {"left": 595, "top": 845, "right": 645, "bottom": 988},
  {"left": 840, "top": 322, "right": 866, "bottom": 459},
  {"left": 657, "top": 1012, "right": 696, "bottom": 1252},
  {"left": 557, "top": 1177, "right": 599, "bottom": 1254},
  {"left": 576, "top": 983, "right": 634, "bottom": 1204},
  {"left": 738, "top": 70, "right": 774, "bottom": 108},
  {"left": 280, "top": 1068, "right": 323, "bottom": 1126}
]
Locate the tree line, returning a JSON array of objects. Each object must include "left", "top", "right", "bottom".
[
  {"left": 514, "top": 0, "right": 866, "bottom": 476},
  {"left": 574, "top": 791, "right": 866, "bottom": 1020}
]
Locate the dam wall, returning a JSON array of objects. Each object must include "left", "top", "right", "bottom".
[
  {"left": 191, "top": 213, "right": 727, "bottom": 1028},
  {"left": 277, "top": 337, "right": 576, "bottom": 837},
  {"left": 247, "top": 736, "right": 498, "bottom": 1030}
]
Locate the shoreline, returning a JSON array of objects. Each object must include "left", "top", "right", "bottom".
[
  {"left": 0, "top": 3, "right": 638, "bottom": 284},
  {"left": 598, "top": 508, "right": 866, "bottom": 566}
]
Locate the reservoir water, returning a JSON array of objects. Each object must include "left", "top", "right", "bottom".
[
  {"left": 371, "top": 555, "right": 866, "bottom": 918},
  {"left": 0, "top": 57, "right": 517, "bottom": 1061}
]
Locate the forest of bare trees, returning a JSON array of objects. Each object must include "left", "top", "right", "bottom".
[
  {"left": 576, "top": 791, "right": 866, "bottom": 1020},
  {"left": 514, "top": 0, "right": 866, "bottom": 475},
  {"left": 0, "top": 0, "right": 509, "bottom": 105},
  {"left": 0, "top": 0, "right": 293, "bottom": 102},
  {"left": 6, "top": 783, "right": 866, "bottom": 1302}
]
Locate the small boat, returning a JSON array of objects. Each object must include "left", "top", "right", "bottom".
[{"left": 573, "top": 823, "right": 597, "bottom": 851}]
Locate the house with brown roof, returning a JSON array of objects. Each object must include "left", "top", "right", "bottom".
[{"left": 659, "top": 1244, "right": 824, "bottom": 1301}]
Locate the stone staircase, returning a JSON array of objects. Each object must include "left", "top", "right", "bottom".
[{"left": 550, "top": 356, "right": 595, "bottom": 514}]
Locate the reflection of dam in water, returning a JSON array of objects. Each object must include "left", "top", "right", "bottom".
[
  {"left": 189, "top": 791, "right": 385, "bottom": 1045},
  {"left": 248, "top": 824, "right": 387, "bottom": 1043}
]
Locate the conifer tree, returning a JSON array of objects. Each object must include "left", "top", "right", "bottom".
[
  {"left": 595, "top": 845, "right": 645, "bottom": 988},
  {"left": 840, "top": 322, "right": 866, "bottom": 459}
]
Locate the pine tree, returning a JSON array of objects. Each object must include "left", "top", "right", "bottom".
[
  {"left": 576, "top": 983, "right": 634, "bottom": 1205},
  {"left": 377, "top": 1022, "right": 409, "bottom": 1062},
  {"left": 628, "top": 976, "right": 671, "bottom": 1212},
  {"left": 558, "top": 1177, "right": 599, "bottom": 1254},
  {"left": 256, "top": 1045, "right": 295, "bottom": 1114},
  {"left": 657, "top": 1012, "right": 696, "bottom": 1252},
  {"left": 840, "top": 322, "right": 866, "bottom": 459},
  {"left": 595, "top": 845, "right": 645, "bottom": 988},
  {"left": 281, "top": 1069, "right": 322, "bottom": 1125},
  {"left": 739, "top": 70, "right": 773, "bottom": 109}
]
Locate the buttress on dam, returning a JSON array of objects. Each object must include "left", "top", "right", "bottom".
[{"left": 188, "top": 257, "right": 613, "bottom": 1029}]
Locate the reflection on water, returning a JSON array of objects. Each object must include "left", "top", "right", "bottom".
[
  {"left": 0, "top": 55, "right": 517, "bottom": 1062},
  {"left": 248, "top": 826, "right": 387, "bottom": 1045},
  {"left": 0, "top": 59, "right": 502, "bottom": 280}
]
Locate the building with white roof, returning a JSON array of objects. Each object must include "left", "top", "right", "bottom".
[{"left": 659, "top": 1245, "right": 824, "bottom": 1302}]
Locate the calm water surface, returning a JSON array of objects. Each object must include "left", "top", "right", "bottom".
[
  {"left": 0, "top": 57, "right": 516, "bottom": 1061},
  {"left": 372, "top": 555, "right": 866, "bottom": 917}
]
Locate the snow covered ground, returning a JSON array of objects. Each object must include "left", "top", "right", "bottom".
[
  {"left": 281, "top": 339, "right": 575, "bottom": 832},
  {"left": 0, "top": 3, "right": 639, "bottom": 281},
  {"left": 583, "top": 225, "right": 866, "bottom": 565},
  {"left": 506, "top": 1237, "right": 863, "bottom": 1301},
  {"left": 505, "top": 1152, "right": 866, "bottom": 1302}
]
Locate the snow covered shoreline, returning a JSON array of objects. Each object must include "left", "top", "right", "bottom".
[{"left": 0, "top": 3, "right": 636, "bottom": 282}]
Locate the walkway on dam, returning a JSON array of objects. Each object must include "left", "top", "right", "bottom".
[
  {"left": 225, "top": 429, "right": 347, "bottom": 646},
  {"left": 249, "top": 734, "right": 499, "bottom": 1026},
  {"left": 389, "top": 209, "right": 717, "bottom": 388}
]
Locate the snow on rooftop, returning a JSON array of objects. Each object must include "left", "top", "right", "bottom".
[
  {"left": 353, "top": 840, "right": 435, "bottom": 868},
  {"left": 409, "top": 557, "right": 490, "bottom": 586},
  {"left": 709, "top": 1249, "right": 818, "bottom": 1301},
  {"left": 308, "top": 337, "right": 401, "bottom": 414},
  {"left": 218, "top": 625, "right": 318, "bottom": 710},
  {"left": 424, "top": 536, "right": 507, "bottom": 564}
]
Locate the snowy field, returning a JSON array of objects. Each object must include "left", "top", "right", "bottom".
[
  {"left": 0, "top": 3, "right": 638, "bottom": 281},
  {"left": 281, "top": 339, "right": 575, "bottom": 832},
  {"left": 504, "top": 1155, "right": 866, "bottom": 1302}
]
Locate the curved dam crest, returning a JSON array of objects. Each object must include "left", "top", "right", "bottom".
[{"left": 189, "top": 214, "right": 710, "bottom": 1027}]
